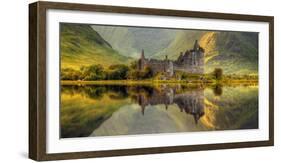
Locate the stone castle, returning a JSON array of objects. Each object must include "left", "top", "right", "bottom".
[{"left": 137, "top": 40, "right": 204, "bottom": 76}]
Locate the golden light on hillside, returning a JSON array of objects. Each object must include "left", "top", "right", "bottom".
[{"left": 199, "top": 32, "right": 219, "bottom": 63}]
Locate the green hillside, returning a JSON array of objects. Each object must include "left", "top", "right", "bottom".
[
  {"left": 61, "top": 23, "right": 258, "bottom": 75},
  {"left": 60, "top": 23, "right": 131, "bottom": 70},
  {"left": 154, "top": 30, "right": 258, "bottom": 74},
  {"left": 153, "top": 30, "right": 206, "bottom": 59},
  {"left": 203, "top": 31, "right": 258, "bottom": 74}
]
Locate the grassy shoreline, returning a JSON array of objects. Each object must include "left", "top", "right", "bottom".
[{"left": 61, "top": 79, "right": 258, "bottom": 86}]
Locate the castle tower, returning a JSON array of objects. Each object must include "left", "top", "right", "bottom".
[
  {"left": 179, "top": 52, "right": 183, "bottom": 57},
  {"left": 141, "top": 49, "right": 145, "bottom": 59},
  {"left": 193, "top": 40, "right": 200, "bottom": 51},
  {"left": 138, "top": 49, "right": 145, "bottom": 70}
]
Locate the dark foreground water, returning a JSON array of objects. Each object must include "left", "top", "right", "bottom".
[{"left": 60, "top": 84, "right": 258, "bottom": 138}]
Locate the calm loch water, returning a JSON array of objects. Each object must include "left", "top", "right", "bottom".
[{"left": 60, "top": 84, "right": 258, "bottom": 138}]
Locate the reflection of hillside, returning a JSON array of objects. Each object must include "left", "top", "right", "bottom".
[
  {"left": 62, "top": 85, "right": 209, "bottom": 124},
  {"left": 61, "top": 84, "right": 258, "bottom": 138},
  {"left": 60, "top": 86, "right": 130, "bottom": 138},
  {"left": 201, "top": 86, "right": 258, "bottom": 130}
]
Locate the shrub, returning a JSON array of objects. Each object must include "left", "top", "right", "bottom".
[{"left": 213, "top": 68, "right": 223, "bottom": 80}]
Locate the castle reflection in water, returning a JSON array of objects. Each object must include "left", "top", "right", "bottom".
[
  {"left": 61, "top": 84, "right": 221, "bottom": 126},
  {"left": 61, "top": 83, "right": 259, "bottom": 138},
  {"left": 131, "top": 85, "right": 205, "bottom": 124}
]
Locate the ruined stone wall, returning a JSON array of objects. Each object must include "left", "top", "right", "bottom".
[
  {"left": 146, "top": 60, "right": 167, "bottom": 74},
  {"left": 140, "top": 59, "right": 172, "bottom": 75},
  {"left": 137, "top": 41, "right": 205, "bottom": 75},
  {"left": 173, "top": 50, "right": 204, "bottom": 74}
]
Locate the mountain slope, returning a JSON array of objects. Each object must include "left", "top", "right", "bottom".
[
  {"left": 128, "top": 28, "right": 176, "bottom": 57},
  {"left": 203, "top": 31, "right": 258, "bottom": 74},
  {"left": 90, "top": 26, "right": 138, "bottom": 57},
  {"left": 60, "top": 23, "right": 131, "bottom": 70},
  {"left": 154, "top": 30, "right": 258, "bottom": 74},
  {"left": 153, "top": 30, "right": 206, "bottom": 59},
  {"left": 91, "top": 25, "right": 176, "bottom": 58}
]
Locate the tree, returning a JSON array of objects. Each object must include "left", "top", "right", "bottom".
[
  {"left": 107, "top": 64, "right": 129, "bottom": 80},
  {"left": 213, "top": 68, "right": 223, "bottom": 80},
  {"left": 130, "top": 61, "right": 138, "bottom": 69},
  {"left": 127, "top": 69, "right": 143, "bottom": 80},
  {"left": 61, "top": 68, "right": 82, "bottom": 80},
  {"left": 127, "top": 65, "right": 153, "bottom": 80},
  {"left": 80, "top": 64, "right": 106, "bottom": 80},
  {"left": 142, "top": 66, "right": 153, "bottom": 79}
]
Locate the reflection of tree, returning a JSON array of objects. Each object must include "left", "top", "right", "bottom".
[
  {"left": 61, "top": 84, "right": 258, "bottom": 138},
  {"left": 129, "top": 86, "right": 154, "bottom": 101},
  {"left": 84, "top": 86, "right": 106, "bottom": 99},
  {"left": 61, "top": 85, "right": 130, "bottom": 100},
  {"left": 61, "top": 84, "right": 219, "bottom": 125},
  {"left": 60, "top": 85, "right": 130, "bottom": 138},
  {"left": 203, "top": 85, "right": 258, "bottom": 130},
  {"left": 213, "top": 84, "right": 223, "bottom": 96}
]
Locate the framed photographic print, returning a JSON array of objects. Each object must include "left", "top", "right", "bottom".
[{"left": 29, "top": 1, "right": 274, "bottom": 161}]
